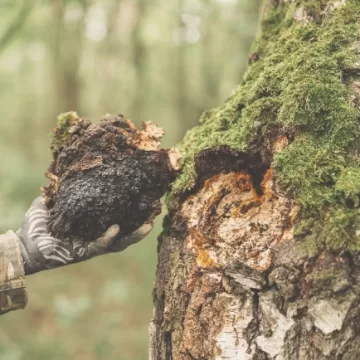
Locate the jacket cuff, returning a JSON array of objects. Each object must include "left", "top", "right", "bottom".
[{"left": 0, "top": 231, "right": 27, "bottom": 314}]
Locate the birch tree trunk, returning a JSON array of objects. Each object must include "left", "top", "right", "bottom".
[{"left": 150, "top": 1, "right": 360, "bottom": 359}]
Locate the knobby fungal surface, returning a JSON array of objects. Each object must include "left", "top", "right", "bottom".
[{"left": 43, "top": 112, "right": 180, "bottom": 241}]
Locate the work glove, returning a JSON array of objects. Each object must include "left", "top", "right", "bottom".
[{"left": 17, "top": 196, "right": 152, "bottom": 275}]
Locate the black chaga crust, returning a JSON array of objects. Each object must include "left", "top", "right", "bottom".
[{"left": 43, "top": 113, "right": 177, "bottom": 242}]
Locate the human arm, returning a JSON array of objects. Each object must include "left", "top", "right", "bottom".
[
  {"left": 0, "top": 230, "right": 27, "bottom": 314},
  {"left": 0, "top": 196, "right": 152, "bottom": 314}
]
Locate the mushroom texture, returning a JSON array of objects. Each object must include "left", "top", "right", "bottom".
[{"left": 42, "top": 112, "right": 181, "bottom": 242}]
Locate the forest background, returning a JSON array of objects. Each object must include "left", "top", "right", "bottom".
[{"left": 0, "top": 0, "right": 261, "bottom": 359}]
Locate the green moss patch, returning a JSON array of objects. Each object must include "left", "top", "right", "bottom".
[{"left": 51, "top": 111, "right": 80, "bottom": 152}]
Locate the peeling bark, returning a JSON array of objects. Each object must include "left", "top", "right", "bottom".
[{"left": 151, "top": 1, "right": 360, "bottom": 359}]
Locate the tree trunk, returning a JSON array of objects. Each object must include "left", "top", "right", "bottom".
[
  {"left": 131, "top": 0, "right": 147, "bottom": 122},
  {"left": 150, "top": 1, "right": 360, "bottom": 359},
  {"left": 51, "top": 0, "right": 86, "bottom": 115}
]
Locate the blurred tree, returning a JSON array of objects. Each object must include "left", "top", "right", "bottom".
[
  {"left": 176, "top": 0, "right": 188, "bottom": 128},
  {"left": 0, "top": 0, "right": 33, "bottom": 55},
  {"left": 50, "top": 0, "right": 87, "bottom": 114},
  {"left": 201, "top": 0, "right": 219, "bottom": 110},
  {"left": 131, "top": 0, "right": 147, "bottom": 122}
]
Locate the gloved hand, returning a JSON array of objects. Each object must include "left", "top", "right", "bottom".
[{"left": 17, "top": 196, "right": 153, "bottom": 275}]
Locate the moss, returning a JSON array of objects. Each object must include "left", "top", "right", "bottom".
[
  {"left": 336, "top": 168, "right": 360, "bottom": 199},
  {"left": 169, "top": 0, "right": 360, "bottom": 253},
  {"left": 51, "top": 111, "right": 80, "bottom": 152},
  {"left": 324, "top": 208, "right": 360, "bottom": 251},
  {"left": 173, "top": 0, "right": 359, "bottom": 192},
  {"left": 295, "top": 234, "right": 320, "bottom": 258},
  {"left": 302, "top": 1, "right": 328, "bottom": 21},
  {"left": 293, "top": 216, "right": 323, "bottom": 256},
  {"left": 261, "top": 5, "right": 292, "bottom": 44},
  {"left": 274, "top": 137, "right": 348, "bottom": 208}
]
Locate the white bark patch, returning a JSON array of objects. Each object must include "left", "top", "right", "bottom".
[
  {"left": 148, "top": 318, "right": 157, "bottom": 360},
  {"left": 226, "top": 272, "right": 263, "bottom": 290},
  {"left": 215, "top": 293, "right": 255, "bottom": 360},
  {"left": 308, "top": 293, "right": 356, "bottom": 335},
  {"left": 256, "top": 292, "right": 295, "bottom": 357}
]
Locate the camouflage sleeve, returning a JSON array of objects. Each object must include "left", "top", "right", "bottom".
[{"left": 0, "top": 231, "right": 27, "bottom": 315}]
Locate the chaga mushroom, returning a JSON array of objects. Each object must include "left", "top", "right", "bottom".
[{"left": 42, "top": 112, "right": 181, "bottom": 242}]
